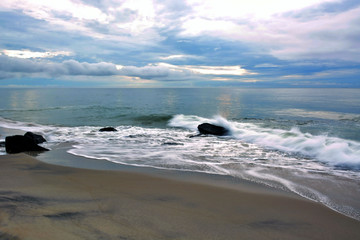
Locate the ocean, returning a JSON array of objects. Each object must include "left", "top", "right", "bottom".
[{"left": 0, "top": 88, "right": 360, "bottom": 220}]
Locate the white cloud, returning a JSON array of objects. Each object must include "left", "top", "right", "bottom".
[
  {"left": 0, "top": 0, "right": 162, "bottom": 43},
  {"left": 115, "top": 0, "right": 156, "bottom": 35},
  {"left": 3, "top": 0, "right": 356, "bottom": 63},
  {"left": 159, "top": 54, "right": 201, "bottom": 60},
  {"left": 0, "top": 0, "right": 111, "bottom": 40},
  {"left": 154, "top": 63, "right": 255, "bottom": 76},
  {"left": 180, "top": 18, "right": 239, "bottom": 36},
  {"left": 1, "top": 49, "right": 71, "bottom": 59},
  {"left": 0, "top": 0, "right": 110, "bottom": 23},
  {"left": 187, "top": 0, "right": 339, "bottom": 19},
  {"left": 180, "top": 65, "right": 254, "bottom": 76},
  {"left": 282, "top": 69, "right": 360, "bottom": 79},
  {"left": 116, "top": 63, "right": 254, "bottom": 80},
  {"left": 269, "top": 6, "right": 360, "bottom": 62},
  {"left": 115, "top": 63, "right": 255, "bottom": 81},
  {"left": 180, "top": 0, "right": 360, "bottom": 62}
]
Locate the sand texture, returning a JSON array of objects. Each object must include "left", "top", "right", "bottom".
[{"left": 0, "top": 153, "right": 359, "bottom": 240}]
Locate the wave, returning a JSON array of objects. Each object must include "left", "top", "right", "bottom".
[
  {"left": 0, "top": 105, "right": 131, "bottom": 113},
  {"left": 132, "top": 114, "right": 174, "bottom": 124},
  {"left": 0, "top": 117, "right": 54, "bottom": 132},
  {"left": 2, "top": 115, "right": 360, "bottom": 220},
  {"left": 169, "top": 114, "right": 360, "bottom": 170},
  {"left": 0, "top": 106, "right": 73, "bottom": 113},
  {"left": 276, "top": 108, "right": 360, "bottom": 122},
  {"left": 2, "top": 114, "right": 360, "bottom": 170}
]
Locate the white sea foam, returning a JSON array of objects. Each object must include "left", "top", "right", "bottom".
[
  {"left": 2, "top": 115, "right": 360, "bottom": 172},
  {"left": 169, "top": 114, "right": 360, "bottom": 169}
]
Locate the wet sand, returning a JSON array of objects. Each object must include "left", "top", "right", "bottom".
[{"left": 0, "top": 153, "right": 359, "bottom": 240}]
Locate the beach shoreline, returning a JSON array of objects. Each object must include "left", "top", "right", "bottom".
[
  {"left": 0, "top": 153, "right": 359, "bottom": 240},
  {"left": 36, "top": 142, "right": 295, "bottom": 196}
]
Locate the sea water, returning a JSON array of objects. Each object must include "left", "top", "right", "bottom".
[{"left": 0, "top": 88, "right": 359, "bottom": 220}]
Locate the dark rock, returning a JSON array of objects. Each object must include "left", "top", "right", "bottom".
[
  {"left": 99, "top": 127, "right": 117, "bottom": 132},
  {"left": 197, "top": 123, "right": 228, "bottom": 136},
  {"left": 24, "top": 132, "right": 46, "bottom": 144},
  {"left": 5, "top": 135, "right": 49, "bottom": 154},
  {"left": 189, "top": 134, "right": 205, "bottom": 138},
  {"left": 162, "top": 142, "right": 184, "bottom": 146}
]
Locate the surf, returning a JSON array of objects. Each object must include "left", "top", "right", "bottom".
[
  {"left": 2, "top": 115, "right": 360, "bottom": 221},
  {"left": 169, "top": 114, "right": 360, "bottom": 170}
]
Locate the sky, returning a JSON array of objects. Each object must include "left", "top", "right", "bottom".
[{"left": 0, "top": 0, "right": 359, "bottom": 87}]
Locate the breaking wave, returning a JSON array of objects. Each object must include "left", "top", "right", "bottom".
[{"left": 169, "top": 114, "right": 360, "bottom": 170}]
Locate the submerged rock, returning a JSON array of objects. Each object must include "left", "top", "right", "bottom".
[
  {"left": 99, "top": 127, "right": 117, "bottom": 132},
  {"left": 5, "top": 135, "right": 49, "bottom": 154},
  {"left": 162, "top": 142, "right": 184, "bottom": 146},
  {"left": 24, "top": 132, "right": 47, "bottom": 144},
  {"left": 197, "top": 123, "right": 228, "bottom": 136}
]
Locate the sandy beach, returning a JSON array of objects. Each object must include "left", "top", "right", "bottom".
[{"left": 0, "top": 153, "right": 359, "bottom": 240}]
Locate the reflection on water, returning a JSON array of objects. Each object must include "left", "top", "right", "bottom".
[
  {"left": 216, "top": 93, "right": 232, "bottom": 118},
  {"left": 215, "top": 89, "right": 245, "bottom": 119},
  {"left": 10, "top": 89, "right": 40, "bottom": 110},
  {"left": 164, "top": 89, "right": 177, "bottom": 109}
]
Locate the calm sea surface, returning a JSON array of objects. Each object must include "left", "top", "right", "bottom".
[{"left": 1, "top": 88, "right": 360, "bottom": 220}]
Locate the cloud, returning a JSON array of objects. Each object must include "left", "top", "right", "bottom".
[
  {"left": 117, "top": 63, "right": 254, "bottom": 80},
  {"left": 1, "top": 0, "right": 359, "bottom": 87},
  {"left": 187, "top": 0, "right": 339, "bottom": 19},
  {"left": 0, "top": 55, "right": 45, "bottom": 73},
  {"left": 0, "top": 0, "right": 111, "bottom": 24},
  {"left": 267, "top": 6, "right": 360, "bottom": 62},
  {"left": 0, "top": 53, "right": 255, "bottom": 82},
  {"left": 0, "top": 55, "right": 118, "bottom": 76},
  {"left": 179, "top": 65, "right": 254, "bottom": 76},
  {"left": 0, "top": 71, "right": 16, "bottom": 80},
  {"left": 117, "top": 64, "right": 187, "bottom": 79},
  {"left": 60, "top": 60, "right": 119, "bottom": 76},
  {"left": 2, "top": 0, "right": 357, "bottom": 63},
  {"left": 159, "top": 54, "right": 201, "bottom": 61},
  {"left": 254, "top": 63, "right": 280, "bottom": 68},
  {"left": 0, "top": 0, "right": 163, "bottom": 44},
  {"left": 1, "top": 49, "right": 71, "bottom": 59},
  {"left": 282, "top": 69, "right": 360, "bottom": 79},
  {"left": 179, "top": 1, "right": 360, "bottom": 62}
]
